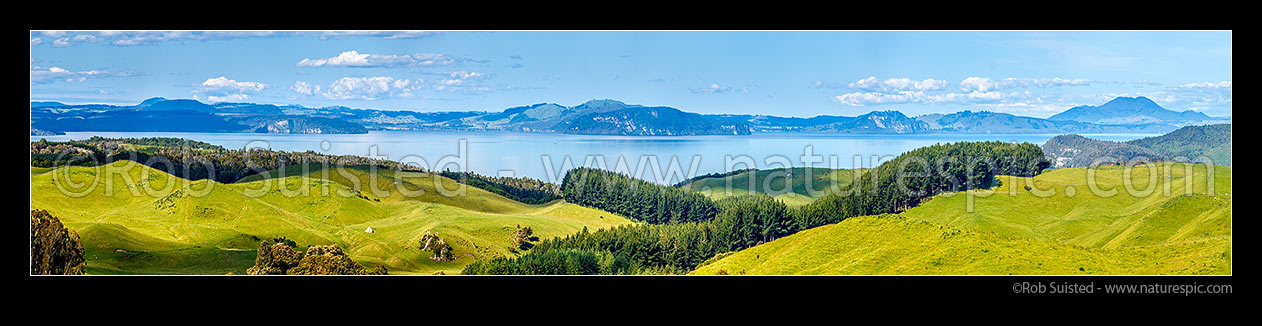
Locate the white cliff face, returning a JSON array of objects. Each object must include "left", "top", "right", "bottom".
[
  {"left": 266, "top": 120, "right": 291, "bottom": 133},
  {"left": 871, "top": 115, "right": 887, "bottom": 129},
  {"left": 1055, "top": 157, "right": 1073, "bottom": 168},
  {"left": 259, "top": 119, "right": 324, "bottom": 134}
]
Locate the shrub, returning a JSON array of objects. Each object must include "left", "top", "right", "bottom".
[
  {"left": 30, "top": 209, "right": 85, "bottom": 275},
  {"left": 419, "top": 232, "right": 454, "bottom": 262},
  {"left": 246, "top": 243, "right": 385, "bottom": 275}
]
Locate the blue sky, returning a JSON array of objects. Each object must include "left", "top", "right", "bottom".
[{"left": 30, "top": 31, "right": 1232, "bottom": 118}]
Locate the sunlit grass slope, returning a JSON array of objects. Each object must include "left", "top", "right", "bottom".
[
  {"left": 903, "top": 163, "right": 1230, "bottom": 249},
  {"left": 680, "top": 167, "right": 865, "bottom": 207},
  {"left": 691, "top": 215, "right": 1229, "bottom": 275},
  {"left": 31, "top": 161, "right": 632, "bottom": 275},
  {"left": 692, "top": 163, "right": 1230, "bottom": 275}
]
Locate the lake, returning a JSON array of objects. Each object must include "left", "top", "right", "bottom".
[{"left": 31, "top": 131, "right": 1158, "bottom": 184}]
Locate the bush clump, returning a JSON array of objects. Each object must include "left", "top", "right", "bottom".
[
  {"left": 419, "top": 231, "right": 454, "bottom": 262},
  {"left": 512, "top": 225, "right": 537, "bottom": 250},
  {"left": 30, "top": 209, "right": 85, "bottom": 275},
  {"left": 246, "top": 242, "right": 385, "bottom": 275}
]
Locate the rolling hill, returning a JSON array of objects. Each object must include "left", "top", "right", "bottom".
[
  {"left": 1127, "top": 124, "right": 1231, "bottom": 166},
  {"left": 678, "top": 167, "right": 865, "bottom": 207},
  {"left": 903, "top": 163, "right": 1230, "bottom": 249},
  {"left": 690, "top": 214, "right": 1228, "bottom": 275},
  {"left": 30, "top": 161, "right": 633, "bottom": 275},
  {"left": 691, "top": 163, "right": 1230, "bottom": 275}
]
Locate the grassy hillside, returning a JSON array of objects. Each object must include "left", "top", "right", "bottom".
[
  {"left": 31, "top": 162, "right": 632, "bottom": 275},
  {"left": 903, "top": 163, "right": 1230, "bottom": 249},
  {"left": 692, "top": 163, "right": 1230, "bottom": 275},
  {"left": 691, "top": 215, "right": 1228, "bottom": 275},
  {"left": 679, "top": 167, "right": 865, "bottom": 207}
]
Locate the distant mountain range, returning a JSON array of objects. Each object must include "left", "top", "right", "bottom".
[
  {"left": 29, "top": 96, "right": 1228, "bottom": 136},
  {"left": 1049, "top": 96, "right": 1219, "bottom": 125},
  {"left": 1042, "top": 124, "right": 1232, "bottom": 168}
]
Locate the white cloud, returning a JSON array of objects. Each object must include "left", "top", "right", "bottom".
[
  {"left": 834, "top": 91, "right": 924, "bottom": 106},
  {"left": 72, "top": 34, "right": 103, "bottom": 42},
  {"left": 1160, "top": 81, "right": 1232, "bottom": 115},
  {"left": 112, "top": 31, "right": 278, "bottom": 46},
  {"left": 927, "top": 90, "right": 1005, "bottom": 103},
  {"left": 833, "top": 90, "right": 1008, "bottom": 106},
  {"left": 207, "top": 94, "right": 251, "bottom": 102},
  {"left": 296, "top": 50, "right": 460, "bottom": 68},
  {"left": 433, "top": 75, "right": 537, "bottom": 94},
  {"left": 193, "top": 76, "right": 267, "bottom": 102},
  {"left": 294, "top": 71, "right": 533, "bottom": 99},
  {"left": 318, "top": 31, "right": 441, "bottom": 39},
  {"left": 290, "top": 81, "right": 318, "bottom": 96},
  {"left": 447, "top": 71, "right": 488, "bottom": 80},
  {"left": 306, "top": 76, "right": 424, "bottom": 100},
  {"left": 972, "top": 102, "right": 1066, "bottom": 117},
  {"left": 1179, "top": 81, "right": 1232, "bottom": 89},
  {"left": 959, "top": 77, "right": 998, "bottom": 92},
  {"left": 691, "top": 83, "right": 750, "bottom": 94},
  {"left": 828, "top": 76, "right": 1095, "bottom": 108},
  {"left": 30, "top": 38, "right": 41, "bottom": 45},
  {"left": 959, "top": 77, "right": 1092, "bottom": 92},
  {"left": 848, "top": 77, "right": 948, "bottom": 93},
  {"left": 201, "top": 76, "right": 266, "bottom": 92},
  {"left": 29, "top": 31, "right": 445, "bottom": 47},
  {"left": 30, "top": 66, "right": 138, "bottom": 83},
  {"left": 34, "top": 31, "right": 282, "bottom": 47},
  {"left": 434, "top": 71, "right": 492, "bottom": 87}
]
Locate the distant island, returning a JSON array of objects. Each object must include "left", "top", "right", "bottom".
[{"left": 30, "top": 96, "right": 1228, "bottom": 136}]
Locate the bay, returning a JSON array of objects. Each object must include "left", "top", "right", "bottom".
[{"left": 31, "top": 131, "right": 1157, "bottom": 184}]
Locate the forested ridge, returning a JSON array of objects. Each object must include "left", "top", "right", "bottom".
[
  {"left": 31, "top": 137, "right": 422, "bottom": 183},
  {"left": 465, "top": 141, "right": 1051, "bottom": 274},
  {"left": 794, "top": 141, "right": 1048, "bottom": 229},
  {"left": 1126, "top": 124, "right": 1231, "bottom": 166},
  {"left": 437, "top": 170, "right": 562, "bottom": 205},
  {"left": 561, "top": 167, "right": 719, "bottom": 224},
  {"left": 671, "top": 168, "right": 757, "bottom": 188}
]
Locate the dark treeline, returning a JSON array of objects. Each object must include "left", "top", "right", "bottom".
[
  {"left": 437, "top": 170, "right": 562, "bottom": 205},
  {"left": 82, "top": 136, "right": 225, "bottom": 151},
  {"left": 465, "top": 141, "right": 1051, "bottom": 274},
  {"left": 561, "top": 167, "right": 718, "bottom": 224},
  {"left": 462, "top": 248, "right": 632, "bottom": 275},
  {"left": 31, "top": 137, "right": 421, "bottom": 183},
  {"left": 795, "top": 141, "right": 1049, "bottom": 230},
  {"left": 671, "top": 168, "right": 757, "bottom": 187},
  {"left": 465, "top": 193, "right": 793, "bottom": 274}
]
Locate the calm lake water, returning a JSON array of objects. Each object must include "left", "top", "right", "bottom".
[{"left": 32, "top": 131, "right": 1157, "bottom": 184}]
